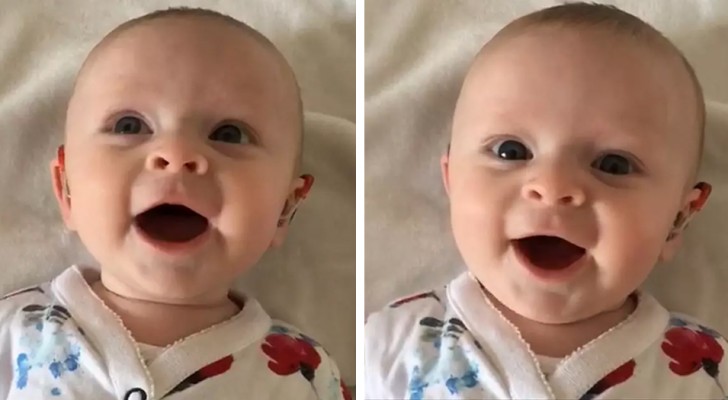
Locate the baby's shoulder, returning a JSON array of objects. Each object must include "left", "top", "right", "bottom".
[
  {"left": 661, "top": 313, "right": 728, "bottom": 357},
  {"left": 261, "top": 320, "right": 351, "bottom": 400},
  {"left": 0, "top": 282, "right": 57, "bottom": 343},
  {"left": 364, "top": 287, "right": 450, "bottom": 398},
  {"left": 262, "top": 320, "right": 335, "bottom": 352},
  {"left": 664, "top": 313, "right": 727, "bottom": 339},
  {"left": 366, "top": 287, "right": 449, "bottom": 335},
  {"left": 652, "top": 313, "right": 728, "bottom": 392},
  {"left": 261, "top": 320, "right": 339, "bottom": 367},
  {"left": 0, "top": 283, "right": 54, "bottom": 316},
  {"left": 365, "top": 287, "right": 450, "bottom": 358},
  {"left": 1, "top": 283, "right": 51, "bottom": 301}
]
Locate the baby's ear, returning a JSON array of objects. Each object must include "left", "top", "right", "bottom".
[
  {"left": 50, "top": 146, "right": 75, "bottom": 230},
  {"left": 659, "top": 182, "right": 711, "bottom": 261},
  {"left": 269, "top": 174, "right": 314, "bottom": 248}
]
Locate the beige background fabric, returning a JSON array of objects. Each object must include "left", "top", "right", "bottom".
[
  {"left": 0, "top": 0, "right": 355, "bottom": 383},
  {"left": 366, "top": 0, "right": 728, "bottom": 340}
]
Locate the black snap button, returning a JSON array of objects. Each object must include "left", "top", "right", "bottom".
[{"left": 124, "top": 388, "right": 147, "bottom": 400}]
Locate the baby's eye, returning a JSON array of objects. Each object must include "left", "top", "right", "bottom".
[
  {"left": 491, "top": 139, "right": 533, "bottom": 161},
  {"left": 209, "top": 124, "right": 253, "bottom": 144},
  {"left": 592, "top": 153, "right": 633, "bottom": 175},
  {"left": 113, "top": 116, "right": 150, "bottom": 134}
]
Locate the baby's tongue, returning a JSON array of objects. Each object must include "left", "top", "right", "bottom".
[{"left": 515, "top": 236, "right": 585, "bottom": 270}]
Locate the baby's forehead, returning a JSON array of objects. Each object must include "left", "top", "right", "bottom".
[
  {"left": 70, "top": 23, "right": 292, "bottom": 133},
  {"left": 468, "top": 27, "right": 688, "bottom": 104},
  {"left": 478, "top": 23, "right": 680, "bottom": 71},
  {"left": 468, "top": 24, "right": 701, "bottom": 163},
  {"left": 72, "top": 15, "right": 300, "bottom": 118},
  {"left": 479, "top": 23, "right": 701, "bottom": 124},
  {"left": 79, "top": 16, "right": 286, "bottom": 84}
]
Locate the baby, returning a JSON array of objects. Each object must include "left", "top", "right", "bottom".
[
  {"left": 366, "top": 3, "right": 726, "bottom": 399},
  {"left": 0, "top": 8, "right": 349, "bottom": 400}
]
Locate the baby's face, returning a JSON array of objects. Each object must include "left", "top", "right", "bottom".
[
  {"left": 444, "top": 27, "right": 702, "bottom": 324},
  {"left": 54, "top": 17, "right": 305, "bottom": 303}
]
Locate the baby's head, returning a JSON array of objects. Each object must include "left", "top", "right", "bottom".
[
  {"left": 441, "top": 3, "right": 711, "bottom": 325},
  {"left": 50, "top": 8, "right": 312, "bottom": 304}
]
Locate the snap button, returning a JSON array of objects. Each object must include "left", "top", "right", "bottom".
[{"left": 123, "top": 388, "right": 148, "bottom": 400}]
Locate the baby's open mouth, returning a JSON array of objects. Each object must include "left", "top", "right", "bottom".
[
  {"left": 134, "top": 204, "right": 209, "bottom": 243},
  {"left": 513, "top": 235, "right": 585, "bottom": 270}
]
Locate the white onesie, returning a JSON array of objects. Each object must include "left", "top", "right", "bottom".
[
  {"left": 0, "top": 265, "right": 351, "bottom": 400},
  {"left": 366, "top": 272, "right": 728, "bottom": 399}
]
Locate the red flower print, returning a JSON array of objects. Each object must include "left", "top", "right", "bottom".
[
  {"left": 662, "top": 327, "right": 723, "bottom": 377},
  {"left": 581, "top": 359, "right": 635, "bottom": 398},
  {"left": 198, "top": 355, "right": 234, "bottom": 379},
  {"left": 341, "top": 380, "right": 352, "bottom": 400},
  {"left": 262, "top": 333, "right": 322, "bottom": 382},
  {"left": 601, "top": 359, "right": 636, "bottom": 389},
  {"left": 167, "top": 354, "right": 234, "bottom": 395},
  {"left": 389, "top": 291, "right": 440, "bottom": 308}
]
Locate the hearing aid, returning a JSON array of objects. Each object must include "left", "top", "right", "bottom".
[
  {"left": 58, "top": 145, "right": 70, "bottom": 199},
  {"left": 689, "top": 181, "right": 711, "bottom": 213},
  {"left": 666, "top": 181, "right": 711, "bottom": 240},
  {"left": 277, "top": 174, "right": 315, "bottom": 227}
]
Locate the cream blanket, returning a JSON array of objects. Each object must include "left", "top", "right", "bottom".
[{"left": 0, "top": 0, "right": 354, "bottom": 384}]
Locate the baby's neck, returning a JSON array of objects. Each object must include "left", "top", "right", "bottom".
[
  {"left": 492, "top": 295, "right": 636, "bottom": 358},
  {"left": 91, "top": 281, "right": 241, "bottom": 347}
]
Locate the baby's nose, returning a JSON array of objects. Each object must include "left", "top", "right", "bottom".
[
  {"left": 146, "top": 141, "right": 208, "bottom": 175},
  {"left": 521, "top": 171, "right": 586, "bottom": 207}
]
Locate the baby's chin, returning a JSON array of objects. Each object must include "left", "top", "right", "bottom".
[
  {"left": 481, "top": 282, "right": 606, "bottom": 324},
  {"left": 100, "top": 257, "right": 239, "bottom": 306},
  {"left": 510, "top": 304, "right": 595, "bottom": 326}
]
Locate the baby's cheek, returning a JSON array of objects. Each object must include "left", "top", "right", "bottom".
[
  {"left": 215, "top": 197, "right": 281, "bottom": 253},
  {"left": 451, "top": 203, "right": 506, "bottom": 267},
  {"left": 597, "top": 206, "right": 666, "bottom": 278},
  {"left": 450, "top": 178, "right": 509, "bottom": 216}
]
